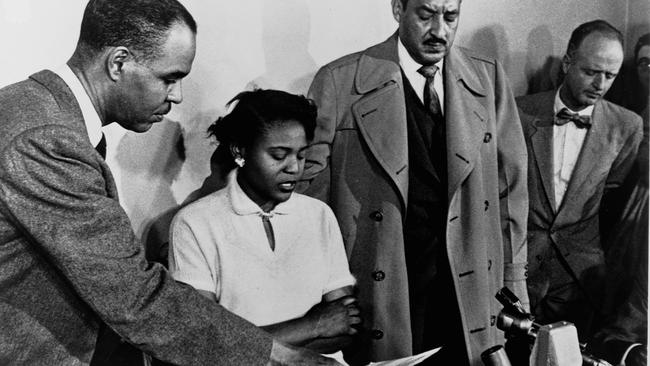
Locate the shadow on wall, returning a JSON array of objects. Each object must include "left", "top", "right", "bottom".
[
  {"left": 113, "top": 120, "right": 185, "bottom": 265},
  {"left": 524, "top": 25, "right": 562, "bottom": 95},
  {"left": 143, "top": 143, "right": 233, "bottom": 266},
  {"left": 465, "top": 24, "right": 563, "bottom": 97},
  {"left": 466, "top": 24, "right": 511, "bottom": 71},
  {"left": 246, "top": 0, "right": 317, "bottom": 94}
]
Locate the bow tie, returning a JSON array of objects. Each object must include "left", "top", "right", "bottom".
[{"left": 555, "top": 108, "right": 591, "bottom": 129}]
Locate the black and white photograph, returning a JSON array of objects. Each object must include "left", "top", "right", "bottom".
[{"left": 0, "top": 1, "right": 647, "bottom": 365}]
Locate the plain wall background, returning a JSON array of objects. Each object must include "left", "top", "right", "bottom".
[{"left": 1, "top": 0, "right": 648, "bottom": 244}]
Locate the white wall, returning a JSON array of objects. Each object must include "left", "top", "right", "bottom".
[{"left": 0, "top": 0, "right": 645, "bottom": 243}]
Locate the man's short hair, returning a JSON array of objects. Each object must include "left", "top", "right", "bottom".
[
  {"left": 78, "top": 0, "right": 196, "bottom": 61},
  {"left": 566, "top": 20, "right": 623, "bottom": 58},
  {"left": 398, "top": 0, "right": 462, "bottom": 9}
]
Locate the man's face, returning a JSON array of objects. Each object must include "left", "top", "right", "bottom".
[
  {"left": 392, "top": 0, "right": 460, "bottom": 65},
  {"left": 636, "top": 45, "right": 650, "bottom": 91},
  {"left": 560, "top": 33, "right": 623, "bottom": 110},
  {"left": 114, "top": 22, "right": 196, "bottom": 132}
]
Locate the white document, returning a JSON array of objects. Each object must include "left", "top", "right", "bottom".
[
  {"left": 368, "top": 348, "right": 441, "bottom": 366},
  {"left": 330, "top": 347, "right": 441, "bottom": 366}
]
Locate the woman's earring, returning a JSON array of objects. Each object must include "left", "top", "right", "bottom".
[{"left": 235, "top": 156, "right": 245, "bottom": 167}]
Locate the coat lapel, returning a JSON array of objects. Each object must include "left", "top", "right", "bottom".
[
  {"left": 352, "top": 34, "right": 409, "bottom": 208},
  {"left": 528, "top": 92, "right": 556, "bottom": 212},
  {"left": 444, "top": 47, "right": 487, "bottom": 199}
]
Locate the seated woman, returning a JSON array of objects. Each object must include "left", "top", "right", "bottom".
[{"left": 168, "top": 89, "right": 360, "bottom": 357}]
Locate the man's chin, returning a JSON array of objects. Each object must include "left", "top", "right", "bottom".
[
  {"left": 121, "top": 121, "right": 155, "bottom": 133},
  {"left": 417, "top": 49, "right": 446, "bottom": 65}
]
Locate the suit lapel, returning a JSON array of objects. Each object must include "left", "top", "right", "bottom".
[
  {"left": 444, "top": 47, "right": 487, "bottom": 199},
  {"left": 555, "top": 101, "right": 610, "bottom": 222},
  {"left": 528, "top": 92, "right": 556, "bottom": 212},
  {"left": 352, "top": 34, "right": 409, "bottom": 208}
]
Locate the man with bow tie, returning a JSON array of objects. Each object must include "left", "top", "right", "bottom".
[{"left": 516, "top": 19, "right": 643, "bottom": 340}]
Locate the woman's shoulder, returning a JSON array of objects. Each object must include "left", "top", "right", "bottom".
[
  {"left": 289, "top": 193, "right": 336, "bottom": 218},
  {"left": 174, "top": 188, "right": 231, "bottom": 222}
]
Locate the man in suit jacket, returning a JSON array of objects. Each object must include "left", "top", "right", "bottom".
[
  {"left": 0, "top": 1, "right": 338, "bottom": 365},
  {"left": 517, "top": 20, "right": 643, "bottom": 340},
  {"left": 300, "top": 0, "right": 529, "bottom": 364}
]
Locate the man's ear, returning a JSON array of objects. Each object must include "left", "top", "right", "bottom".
[
  {"left": 106, "top": 46, "right": 130, "bottom": 82},
  {"left": 391, "top": 0, "right": 403, "bottom": 23}
]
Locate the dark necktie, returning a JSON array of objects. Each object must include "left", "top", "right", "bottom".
[
  {"left": 417, "top": 65, "right": 443, "bottom": 119},
  {"left": 417, "top": 64, "right": 447, "bottom": 183},
  {"left": 95, "top": 133, "right": 106, "bottom": 159},
  {"left": 555, "top": 107, "right": 591, "bottom": 129}
]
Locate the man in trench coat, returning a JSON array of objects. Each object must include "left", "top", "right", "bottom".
[{"left": 300, "top": 0, "right": 529, "bottom": 365}]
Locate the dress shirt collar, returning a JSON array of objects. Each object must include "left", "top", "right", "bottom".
[
  {"left": 54, "top": 64, "right": 104, "bottom": 148},
  {"left": 554, "top": 87, "right": 594, "bottom": 117},
  {"left": 397, "top": 37, "right": 444, "bottom": 85},
  {"left": 227, "top": 169, "right": 295, "bottom": 216}
]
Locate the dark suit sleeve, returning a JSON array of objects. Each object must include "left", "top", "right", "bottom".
[
  {"left": 0, "top": 126, "right": 272, "bottom": 365},
  {"left": 493, "top": 60, "right": 530, "bottom": 309},
  {"left": 591, "top": 254, "right": 647, "bottom": 364},
  {"left": 298, "top": 65, "right": 337, "bottom": 201}
]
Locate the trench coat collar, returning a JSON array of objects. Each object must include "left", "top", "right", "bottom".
[
  {"left": 526, "top": 90, "right": 557, "bottom": 212},
  {"left": 355, "top": 32, "right": 402, "bottom": 95},
  {"left": 351, "top": 33, "right": 409, "bottom": 208},
  {"left": 354, "top": 32, "right": 486, "bottom": 97},
  {"left": 443, "top": 46, "right": 488, "bottom": 199},
  {"left": 353, "top": 33, "right": 492, "bottom": 205}
]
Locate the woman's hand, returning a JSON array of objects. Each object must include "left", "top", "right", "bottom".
[{"left": 307, "top": 296, "right": 361, "bottom": 338}]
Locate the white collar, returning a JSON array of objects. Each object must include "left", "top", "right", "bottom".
[
  {"left": 554, "top": 87, "right": 594, "bottom": 117},
  {"left": 227, "top": 169, "right": 296, "bottom": 216},
  {"left": 397, "top": 37, "right": 444, "bottom": 78},
  {"left": 54, "top": 64, "right": 104, "bottom": 147}
]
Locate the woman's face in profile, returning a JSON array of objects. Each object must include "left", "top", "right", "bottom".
[{"left": 238, "top": 119, "right": 308, "bottom": 212}]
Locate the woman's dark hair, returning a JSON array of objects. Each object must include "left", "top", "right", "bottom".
[{"left": 208, "top": 89, "right": 317, "bottom": 169}]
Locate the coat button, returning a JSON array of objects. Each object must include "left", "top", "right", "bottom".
[
  {"left": 484, "top": 133, "right": 492, "bottom": 143},
  {"left": 371, "top": 329, "right": 384, "bottom": 340},
  {"left": 369, "top": 211, "right": 383, "bottom": 222},
  {"left": 372, "top": 271, "right": 385, "bottom": 281},
  {"left": 490, "top": 315, "right": 497, "bottom": 326}
]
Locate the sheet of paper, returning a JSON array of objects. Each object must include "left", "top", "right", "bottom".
[{"left": 367, "top": 347, "right": 441, "bottom": 366}]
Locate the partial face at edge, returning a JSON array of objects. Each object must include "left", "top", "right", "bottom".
[
  {"left": 113, "top": 22, "right": 196, "bottom": 132},
  {"left": 637, "top": 45, "right": 650, "bottom": 91},
  {"left": 236, "top": 120, "right": 308, "bottom": 213},
  {"left": 560, "top": 33, "right": 623, "bottom": 110},
  {"left": 392, "top": 0, "right": 460, "bottom": 65}
]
